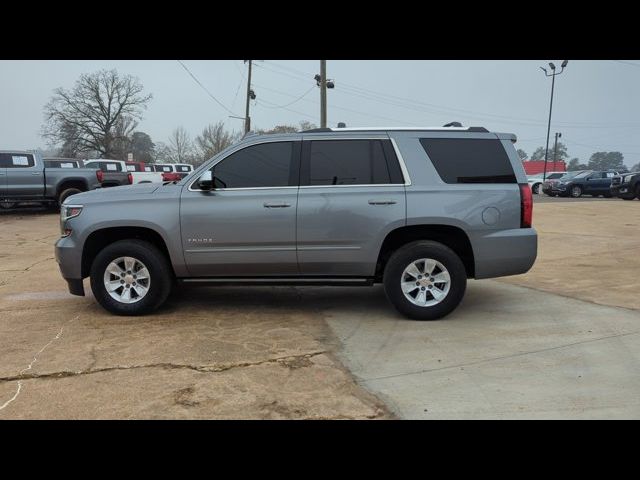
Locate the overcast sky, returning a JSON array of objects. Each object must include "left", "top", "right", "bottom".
[{"left": 1, "top": 60, "right": 639, "bottom": 166}]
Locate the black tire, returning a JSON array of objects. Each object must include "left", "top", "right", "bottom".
[
  {"left": 636, "top": 185, "right": 640, "bottom": 200},
  {"left": 622, "top": 197, "right": 635, "bottom": 201},
  {"left": 58, "top": 188, "right": 83, "bottom": 205},
  {"left": 570, "top": 185, "right": 583, "bottom": 198},
  {"left": 90, "top": 239, "right": 173, "bottom": 315},
  {"left": 383, "top": 240, "right": 467, "bottom": 321},
  {"left": 533, "top": 183, "right": 542, "bottom": 194}
]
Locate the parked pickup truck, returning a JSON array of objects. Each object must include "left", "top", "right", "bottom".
[
  {"left": 0, "top": 150, "right": 103, "bottom": 208},
  {"left": 611, "top": 171, "right": 640, "bottom": 200},
  {"left": 123, "top": 161, "right": 164, "bottom": 184},
  {"left": 83, "top": 159, "right": 133, "bottom": 187},
  {"left": 147, "top": 163, "right": 194, "bottom": 182}
]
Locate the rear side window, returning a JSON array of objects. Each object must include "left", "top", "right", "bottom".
[
  {"left": 212, "top": 141, "right": 295, "bottom": 188},
  {"left": 419, "top": 138, "right": 516, "bottom": 184},
  {"left": 305, "top": 139, "right": 403, "bottom": 186},
  {"left": 0, "top": 153, "right": 35, "bottom": 168},
  {"left": 176, "top": 165, "right": 192, "bottom": 173}
]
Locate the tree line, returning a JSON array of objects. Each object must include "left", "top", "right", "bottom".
[
  {"left": 517, "top": 143, "right": 639, "bottom": 172},
  {"left": 40, "top": 69, "right": 316, "bottom": 166}
]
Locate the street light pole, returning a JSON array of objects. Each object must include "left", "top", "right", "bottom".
[
  {"left": 244, "top": 60, "right": 253, "bottom": 133},
  {"left": 540, "top": 60, "right": 568, "bottom": 182}
]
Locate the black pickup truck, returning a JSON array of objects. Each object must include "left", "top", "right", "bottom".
[
  {"left": 611, "top": 172, "right": 640, "bottom": 200},
  {"left": 1, "top": 150, "right": 103, "bottom": 209}
]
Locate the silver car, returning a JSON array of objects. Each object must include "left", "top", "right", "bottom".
[{"left": 55, "top": 126, "right": 537, "bottom": 320}]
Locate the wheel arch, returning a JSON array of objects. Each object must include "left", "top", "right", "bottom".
[{"left": 375, "top": 224, "right": 475, "bottom": 280}]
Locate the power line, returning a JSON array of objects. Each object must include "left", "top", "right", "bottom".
[
  {"left": 612, "top": 60, "right": 640, "bottom": 69},
  {"left": 258, "top": 85, "right": 316, "bottom": 109},
  {"left": 261, "top": 60, "right": 640, "bottom": 129},
  {"left": 177, "top": 60, "right": 239, "bottom": 116}
]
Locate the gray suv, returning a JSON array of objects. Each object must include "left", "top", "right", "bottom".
[{"left": 55, "top": 126, "right": 537, "bottom": 320}]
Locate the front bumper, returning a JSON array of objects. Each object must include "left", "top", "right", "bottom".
[
  {"left": 55, "top": 235, "right": 85, "bottom": 296},
  {"left": 542, "top": 183, "right": 568, "bottom": 196},
  {"left": 610, "top": 184, "right": 634, "bottom": 198}
]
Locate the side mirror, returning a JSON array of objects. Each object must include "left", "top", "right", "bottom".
[{"left": 198, "top": 170, "right": 214, "bottom": 191}]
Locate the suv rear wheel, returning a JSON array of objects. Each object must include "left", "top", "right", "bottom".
[
  {"left": 90, "top": 239, "right": 173, "bottom": 315},
  {"left": 383, "top": 240, "right": 467, "bottom": 320}
]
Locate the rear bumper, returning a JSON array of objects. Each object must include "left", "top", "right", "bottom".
[
  {"left": 471, "top": 228, "right": 538, "bottom": 279},
  {"left": 55, "top": 235, "right": 85, "bottom": 296}
]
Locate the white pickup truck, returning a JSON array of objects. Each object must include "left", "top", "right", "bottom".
[{"left": 84, "top": 159, "right": 163, "bottom": 184}]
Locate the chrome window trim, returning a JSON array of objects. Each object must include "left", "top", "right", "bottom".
[{"left": 187, "top": 136, "right": 412, "bottom": 191}]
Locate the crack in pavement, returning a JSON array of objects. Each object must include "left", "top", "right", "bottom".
[
  {"left": 361, "top": 329, "right": 640, "bottom": 382},
  {"left": 0, "top": 315, "right": 79, "bottom": 412},
  {"left": 0, "top": 350, "right": 328, "bottom": 385}
]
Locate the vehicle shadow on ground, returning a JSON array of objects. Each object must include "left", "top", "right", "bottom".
[{"left": 158, "top": 281, "right": 504, "bottom": 322}]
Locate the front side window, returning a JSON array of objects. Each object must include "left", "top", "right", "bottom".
[
  {"left": 307, "top": 139, "right": 397, "bottom": 186},
  {"left": 419, "top": 138, "right": 516, "bottom": 184},
  {"left": 211, "top": 141, "right": 294, "bottom": 189},
  {"left": 0, "top": 153, "right": 35, "bottom": 168}
]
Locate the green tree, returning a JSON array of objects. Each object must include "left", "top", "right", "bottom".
[
  {"left": 530, "top": 142, "right": 569, "bottom": 161},
  {"left": 516, "top": 149, "right": 528, "bottom": 161},
  {"left": 587, "top": 151, "right": 625, "bottom": 171},
  {"left": 568, "top": 158, "right": 588, "bottom": 171},
  {"left": 129, "top": 132, "right": 155, "bottom": 163}
]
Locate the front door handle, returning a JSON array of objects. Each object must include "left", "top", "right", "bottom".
[
  {"left": 263, "top": 202, "right": 291, "bottom": 208},
  {"left": 368, "top": 199, "right": 397, "bottom": 205},
  {"left": 31, "top": 172, "right": 42, "bottom": 176}
]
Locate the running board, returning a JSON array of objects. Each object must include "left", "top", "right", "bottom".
[{"left": 179, "top": 277, "right": 374, "bottom": 287}]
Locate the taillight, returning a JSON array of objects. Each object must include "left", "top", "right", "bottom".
[
  {"left": 128, "top": 173, "right": 133, "bottom": 184},
  {"left": 96, "top": 170, "right": 104, "bottom": 183},
  {"left": 519, "top": 183, "right": 533, "bottom": 228}
]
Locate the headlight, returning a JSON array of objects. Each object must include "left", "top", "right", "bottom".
[{"left": 60, "top": 204, "right": 83, "bottom": 236}]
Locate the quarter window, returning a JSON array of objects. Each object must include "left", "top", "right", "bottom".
[
  {"left": 211, "top": 142, "right": 295, "bottom": 188},
  {"left": 419, "top": 138, "right": 517, "bottom": 184}
]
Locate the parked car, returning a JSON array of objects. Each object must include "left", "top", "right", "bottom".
[
  {"left": 55, "top": 125, "right": 537, "bottom": 320},
  {"left": 123, "top": 161, "right": 164, "bottom": 184},
  {"left": 83, "top": 159, "right": 133, "bottom": 187},
  {"left": 611, "top": 171, "right": 640, "bottom": 200},
  {"left": 527, "top": 171, "right": 566, "bottom": 194},
  {"left": 1, "top": 150, "right": 102, "bottom": 209},
  {"left": 171, "top": 163, "right": 194, "bottom": 179},
  {"left": 543, "top": 170, "right": 620, "bottom": 198}
]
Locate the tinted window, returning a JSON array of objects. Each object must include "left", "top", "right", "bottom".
[
  {"left": 308, "top": 139, "right": 394, "bottom": 185},
  {"left": 154, "top": 165, "right": 173, "bottom": 173},
  {"left": 0, "top": 153, "right": 35, "bottom": 168},
  {"left": 45, "top": 160, "right": 78, "bottom": 168},
  {"left": 212, "top": 142, "right": 294, "bottom": 188},
  {"left": 176, "top": 165, "right": 192, "bottom": 172},
  {"left": 419, "top": 138, "right": 516, "bottom": 184},
  {"left": 548, "top": 173, "right": 565, "bottom": 179}
]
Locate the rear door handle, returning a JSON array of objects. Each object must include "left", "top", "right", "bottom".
[
  {"left": 263, "top": 202, "right": 291, "bottom": 208},
  {"left": 32, "top": 172, "right": 42, "bottom": 176},
  {"left": 368, "top": 199, "right": 397, "bottom": 205}
]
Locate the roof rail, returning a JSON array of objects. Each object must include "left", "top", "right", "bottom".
[{"left": 301, "top": 128, "right": 332, "bottom": 133}]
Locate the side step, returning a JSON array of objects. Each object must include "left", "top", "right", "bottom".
[{"left": 179, "top": 277, "right": 374, "bottom": 287}]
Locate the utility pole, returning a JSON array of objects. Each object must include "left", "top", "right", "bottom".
[
  {"left": 552, "top": 132, "right": 562, "bottom": 169},
  {"left": 320, "top": 60, "right": 327, "bottom": 128},
  {"left": 244, "top": 60, "right": 253, "bottom": 133}
]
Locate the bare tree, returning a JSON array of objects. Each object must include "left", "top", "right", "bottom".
[
  {"left": 169, "top": 127, "right": 194, "bottom": 163},
  {"left": 195, "top": 122, "right": 241, "bottom": 166},
  {"left": 42, "top": 69, "right": 152, "bottom": 158}
]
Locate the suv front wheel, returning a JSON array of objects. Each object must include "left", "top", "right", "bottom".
[
  {"left": 90, "top": 239, "right": 173, "bottom": 315},
  {"left": 383, "top": 240, "right": 467, "bottom": 320}
]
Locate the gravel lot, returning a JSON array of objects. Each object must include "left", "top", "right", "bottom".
[{"left": 0, "top": 196, "right": 638, "bottom": 419}]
